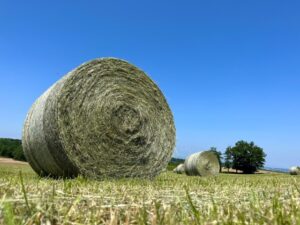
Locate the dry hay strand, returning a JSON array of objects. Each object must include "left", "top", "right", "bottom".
[
  {"left": 173, "top": 163, "right": 185, "bottom": 174},
  {"left": 289, "top": 166, "right": 300, "bottom": 175},
  {"left": 184, "top": 151, "right": 220, "bottom": 176},
  {"left": 22, "top": 58, "right": 176, "bottom": 179}
]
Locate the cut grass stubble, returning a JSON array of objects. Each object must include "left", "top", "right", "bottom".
[{"left": 0, "top": 164, "right": 300, "bottom": 224}]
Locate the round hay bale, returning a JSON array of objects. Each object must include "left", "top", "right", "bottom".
[
  {"left": 289, "top": 166, "right": 300, "bottom": 175},
  {"left": 173, "top": 163, "right": 185, "bottom": 174},
  {"left": 184, "top": 151, "right": 220, "bottom": 176},
  {"left": 22, "top": 58, "right": 176, "bottom": 179}
]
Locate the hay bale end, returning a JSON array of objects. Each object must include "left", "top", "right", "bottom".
[
  {"left": 289, "top": 166, "right": 300, "bottom": 175},
  {"left": 173, "top": 163, "right": 185, "bottom": 174},
  {"left": 184, "top": 151, "right": 220, "bottom": 176},
  {"left": 22, "top": 58, "right": 176, "bottom": 179}
]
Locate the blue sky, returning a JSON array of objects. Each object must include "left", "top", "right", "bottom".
[{"left": 0, "top": 0, "right": 299, "bottom": 168}]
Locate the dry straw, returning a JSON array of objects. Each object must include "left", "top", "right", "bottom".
[
  {"left": 184, "top": 151, "right": 220, "bottom": 176},
  {"left": 22, "top": 58, "right": 176, "bottom": 179},
  {"left": 173, "top": 163, "right": 185, "bottom": 174},
  {"left": 289, "top": 166, "right": 300, "bottom": 175}
]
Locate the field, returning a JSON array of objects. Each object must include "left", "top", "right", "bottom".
[{"left": 0, "top": 161, "right": 300, "bottom": 224}]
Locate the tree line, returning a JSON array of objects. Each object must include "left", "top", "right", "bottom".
[{"left": 0, "top": 138, "right": 26, "bottom": 161}]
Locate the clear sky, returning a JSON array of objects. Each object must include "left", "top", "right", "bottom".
[{"left": 0, "top": 0, "right": 299, "bottom": 168}]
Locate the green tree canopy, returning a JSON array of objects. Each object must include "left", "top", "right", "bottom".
[
  {"left": 224, "top": 141, "right": 266, "bottom": 174},
  {"left": 224, "top": 146, "right": 233, "bottom": 172},
  {"left": 0, "top": 138, "right": 26, "bottom": 161}
]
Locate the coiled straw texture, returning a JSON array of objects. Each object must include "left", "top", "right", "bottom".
[
  {"left": 184, "top": 151, "right": 220, "bottom": 176},
  {"left": 173, "top": 163, "right": 185, "bottom": 174},
  {"left": 22, "top": 58, "right": 176, "bottom": 179}
]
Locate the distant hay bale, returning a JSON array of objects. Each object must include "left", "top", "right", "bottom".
[
  {"left": 184, "top": 151, "right": 220, "bottom": 176},
  {"left": 22, "top": 58, "right": 176, "bottom": 179},
  {"left": 289, "top": 166, "right": 300, "bottom": 175},
  {"left": 173, "top": 163, "right": 185, "bottom": 174}
]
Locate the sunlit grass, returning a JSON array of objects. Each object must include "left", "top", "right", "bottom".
[{"left": 0, "top": 164, "right": 299, "bottom": 224}]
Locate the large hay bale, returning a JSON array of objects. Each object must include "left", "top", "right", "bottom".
[
  {"left": 22, "top": 58, "right": 176, "bottom": 179},
  {"left": 184, "top": 151, "right": 220, "bottom": 176},
  {"left": 173, "top": 163, "right": 185, "bottom": 174},
  {"left": 289, "top": 166, "right": 300, "bottom": 175}
]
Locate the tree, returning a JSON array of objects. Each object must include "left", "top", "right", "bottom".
[
  {"left": 224, "top": 141, "right": 266, "bottom": 174},
  {"left": 13, "top": 145, "right": 26, "bottom": 161},
  {"left": 208, "top": 147, "right": 223, "bottom": 173},
  {"left": 224, "top": 146, "right": 233, "bottom": 172}
]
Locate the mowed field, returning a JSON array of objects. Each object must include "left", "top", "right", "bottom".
[{"left": 0, "top": 159, "right": 300, "bottom": 225}]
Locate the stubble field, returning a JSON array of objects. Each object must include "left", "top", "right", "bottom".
[{"left": 0, "top": 162, "right": 299, "bottom": 225}]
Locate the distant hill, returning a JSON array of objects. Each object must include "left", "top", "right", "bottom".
[
  {"left": 263, "top": 167, "right": 289, "bottom": 173},
  {"left": 0, "top": 138, "right": 25, "bottom": 161}
]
